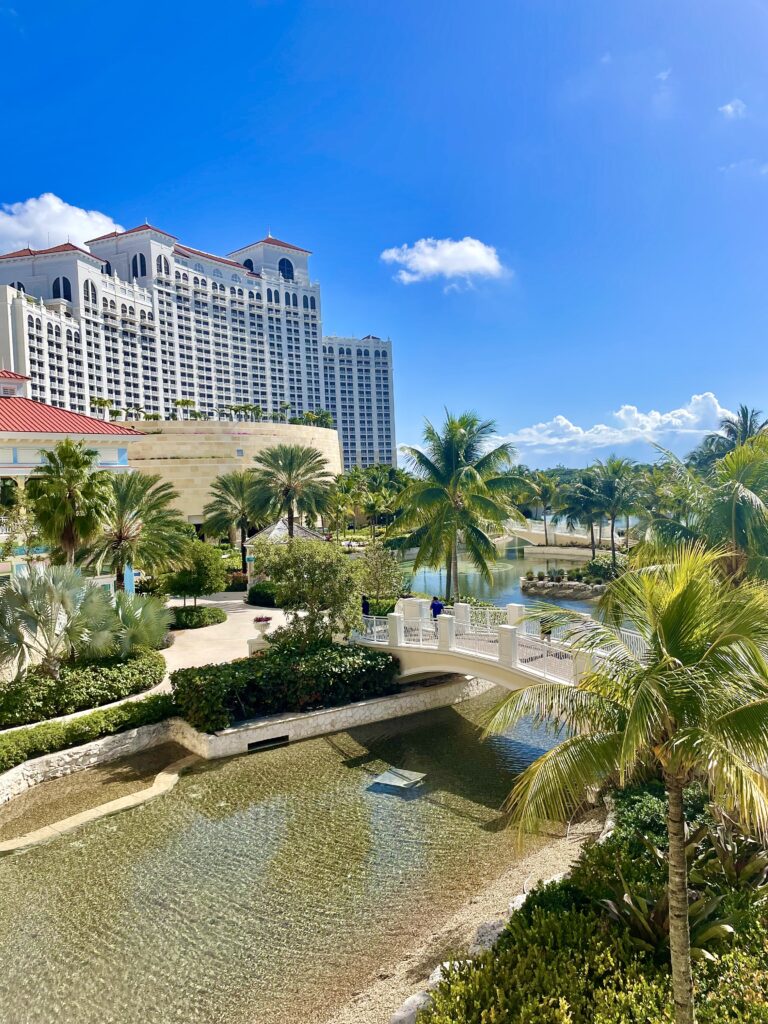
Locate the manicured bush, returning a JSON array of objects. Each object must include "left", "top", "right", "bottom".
[
  {"left": 0, "top": 692, "right": 176, "bottom": 773},
  {"left": 171, "top": 632, "right": 400, "bottom": 732},
  {"left": 582, "top": 552, "right": 628, "bottom": 582},
  {"left": 172, "top": 606, "right": 227, "bottom": 629},
  {"left": 226, "top": 570, "right": 248, "bottom": 592},
  {"left": 421, "top": 784, "right": 768, "bottom": 1024},
  {"left": 0, "top": 650, "right": 167, "bottom": 728},
  {"left": 246, "top": 582, "right": 277, "bottom": 607}
]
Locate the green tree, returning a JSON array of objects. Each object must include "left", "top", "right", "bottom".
[
  {"left": 84, "top": 472, "right": 190, "bottom": 590},
  {"left": 169, "top": 540, "right": 228, "bottom": 606},
  {"left": 173, "top": 398, "right": 195, "bottom": 421},
  {"left": 553, "top": 471, "right": 604, "bottom": 558},
  {"left": 688, "top": 404, "right": 768, "bottom": 473},
  {"left": 487, "top": 545, "right": 768, "bottom": 1024},
  {"left": 90, "top": 397, "right": 113, "bottom": 421},
  {"left": 250, "top": 538, "right": 360, "bottom": 639},
  {"left": 397, "top": 411, "right": 522, "bottom": 599},
  {"left": 1, "top": 493, "right": 43, "bottom": 564},
  {"left": 0, "top": 566, "right": 115, "bottom": 678},
  {"left": 250, "top": 444, "right": 333, "bottom": 537},
  {"left": 26, "top": 439, "right": 112, "bottom": 565},
  {"left": 593, "top": 455, "right": 638, "bottom": 564},
  {"left": 112, "top": 591, "right": 172, "bottom": 657},
  {"left": 358, "top": 543, "right": 404, "bottom": 606},
  {"left": 203, "top": 470, "right": 262, "bottom": 574},
  {"left": 523, "top": 470, "right": 563, "bottom": 546}
]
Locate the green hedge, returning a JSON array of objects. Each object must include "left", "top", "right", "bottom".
[
  {"left": 246, "top": 582, "right": 277, "bottom": 607},
  {"left": 226, "top": 571, "right": 248, "bottom": 592},
  {"left": 0, "top": 651, "right": 167, "bottom": 729},
  {"left": 172, "top": 606, "right": 227, "bottom": 629},
  {"left": 0, "top": 693, "right": 176, "bottom": 774},
  {"left": 420, "top": 785, "right": 768, "bottom": 1024},
  {"left": 171, "top": 632, "right": 400, "bottom": 732}
]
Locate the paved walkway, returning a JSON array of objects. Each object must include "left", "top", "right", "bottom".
[{"left": 161, "top": 592, "right": 288, "bottom": 682}]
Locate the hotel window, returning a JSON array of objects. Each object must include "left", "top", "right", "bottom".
[{"left": 52, "top": 277, "right": 72, "bottom": 302}]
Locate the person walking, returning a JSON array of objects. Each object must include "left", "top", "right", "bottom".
[
  {"left": 362, "top": 595, "right": 370, "bottom": 617},
  {"left": 430, "top": 595, "right": 444, "bottom": 619}
]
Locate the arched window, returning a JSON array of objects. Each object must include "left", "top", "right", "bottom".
[
  {"left": 200, "top": 278, "right": 207, "bottom": 288},
  {"left": 121, "top": 304, "right": 127, "bottom": 316},
  {"left": 303, "top": 295, "right": 309, "bottom": 309},
  {"left": 74, "top": 331, "right": 80, "bottom": 343},
  {"left": 230, "top": 287, "right": 236, "bottom": 296},
  {"left": 237, "top": 288, "right": 243, "bottom": 297},
  {"left": 10, "top": 281, "right": 24, "bottom": 293},
  {"left": 55, "top": 326, "right": 61, "bottom": 338},
  {"left": 274, "top": 291, "right": 280, "bottom": 304},
  {"left": 243, "top": 258, "right": 254, "bottom": 271},
  {"left": 364, "top": 349, "right": 369, "bottom": 357},
  {"left": 103, "top": 261, "right": 112, "bottom": 276},
  {"left": 156, "top": 255, "right": 169, "bottom": 275},
  {"left": 267, "top": 288, "right": 272, "bottom": 302},
  {"left": 131, "top": 255, "right": 139, "bottom": 278},
  {"left": 327, "top": 345, "right": 333, "bottom": 355},
  {"left": 140, "top": 254, "right": 146, "bottom": 276},
  {"left": 47, "top": 323, "right": 53, "bottom": 335},
  {"left": 66, "top": 329, "right": 72, "bottom": 341},
  {"left": 309, "top": 296, "right": 316, "bottom": 310},
  {"left": 35, "top": 318, "right": 41, "bottom": 331},
  {"left": 128, "top": 306, "right": 135, "bottom": 316},
  {"left": 175, "top": 271, "right": 181, "bottom": 280},
  {"left": 213, "top": 269, "right": 223, "bottom": 278},
  {"left": 193, "top": 276, "right": 200, "bottom": 286},
  {"left": 357, "top": 349, "right": 362, "bottom": 357},
  {"left": 284, "top": 290, "right": 290, "bottom": 305},
  {"left": 27, "top": 315, "right": 33, "bottom": 328},
  {"left": 278, "top": 258, "right": 294, "bottom": 281},
  {"left": 140, "top": 310, "right": 146, "bottom": 320},
  {"left": 255, "top": 291, "right": 262, "bottom": 300},
  {"left": 292, "top": 293, "right": 298, "bottom": 307},
  {"left": 182, "top": 273, "right": 188, "bottom": 282},
  {"left": 109, "top": 300, "right": 116, "bottom": 310},
  {"left": 248, "top": 290, "right": 255, "bottom": 300},
  {"left": 52, "top": 277, "right": 72, "bottom": 301}
]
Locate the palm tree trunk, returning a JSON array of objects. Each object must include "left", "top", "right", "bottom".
[
  {"left": 589, "top": 521, "right": 596, "bottom": 559},
  {"left": 240, "top": 523, "right": 247, "bottom": 575},
  {"left": 445, "top": 552, "right": 452, "bottom": 603},
  {"left": 116, "top": 564, "right": 125, "bottom": 591},
  {"left": 451, "top": 534, "right": 459, "bottom": 601},
  {"left": 610, "top": 515, "right": 617, "bottom": 565},
  {"left": 543, "top": 511, "right": 548, "bottom": 546},
  {"left": 666, "top": 777, "right": 696, "bottom": 1024},
  {"left": 287, "top": 505, "right": 295, "bottom": 539},
  {"left": 625, "top": 513, "right": 630, "bottom": 551}
]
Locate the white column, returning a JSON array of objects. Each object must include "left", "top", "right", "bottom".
[
  {"left": 497, "top": 625, "right": 518, "bottom": 667},
  {"left": 506, "top": 603, "right": 525, "bottom": 626},
  {"left": 453, "top": 602, "right": 471, "bottom": 630},
  {"left": 387, "top": 612, "right": 404, "bottom": 646},
  {"left": 437, "top": 613, "right": 455, "bottom": 652}
]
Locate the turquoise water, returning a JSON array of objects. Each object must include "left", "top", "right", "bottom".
[
  {"left": 0, "top": 690, "right": 554, "bottom": 1024},
  {"left": 404, "top": 544, "right": 591, "bottom": 613}
]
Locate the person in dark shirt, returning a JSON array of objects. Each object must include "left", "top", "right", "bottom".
[
  {"left": 362, "top": 595, "right": 370, "bottom": 617},
  {"left": 430, "top": 596, "right": 444, "bottom": 618}
]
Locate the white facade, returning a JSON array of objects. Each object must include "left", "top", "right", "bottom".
[
  {"left": 322, "top": 335, "right": 396, "bottom": 469},
  {"left": 0, "top": 228, "right": 394, "bottom": 466}
]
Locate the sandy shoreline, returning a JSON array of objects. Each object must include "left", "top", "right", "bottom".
[{"left": 321, "top": 811, "right": 604, "bottom": 1024}]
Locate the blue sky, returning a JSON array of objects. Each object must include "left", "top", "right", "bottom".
[{"left": 1, "top": 0, "right": 767, "bottom": 467}]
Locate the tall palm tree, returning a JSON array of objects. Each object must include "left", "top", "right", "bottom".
[
  {"left": 0, "top": 565, "right": 115, "bottom": 678},
  {"left": 643, "top": 439, "right": 768, "bottom": 581},
  {"left": 553, "top": 471, "right": 604, "bottom": 557},
  {"left": 84, "top": 471, "right": 190, "bottom": 589},
  {"left": 173, "top": 398, "right": 195, "bottom": 421},
  {"left": 523, "top": 470, "right": 562, "bottom": 546},
  {"left": 397, "top": 411, "right": 522, "bottom": 600},
  {"left": 250, "top": 444, "right": 333, "bottom": 537},
  {"left": 688, "top": 405, "right": 768, "bottom": 472},
  {"left": 487, "top": 545, "right": 768, "bottom": 1024},
  {"left": 593, "top": 455, "right": 638, "bottom": 563},
  {"left": 26, "top": 439, "right": 112, "bottom": 564},
  {"left": 203, "top": 470, "right": 263, "bottom": 573}
]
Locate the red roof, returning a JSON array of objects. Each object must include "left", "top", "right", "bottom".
[
  {"left": 0, "top": 242, "right": 99, "bottom": 262},
  {"left": 248, "top": 236, "right": 311, "bottom": 254},
  {"left": 87, "top": 223, "right": 177, "bottom": 244},
  {"left": 0, "top": 397, "right": 140, "bottom": 436},
  {"left": 173, "top": 243, "right": 261, "bottom": 276},
  {"left": 0, "top": 370, "right": 30, "bottom": 380}
]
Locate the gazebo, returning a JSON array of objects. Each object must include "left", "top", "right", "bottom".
[{"left": 245, "top": 517, "right": 328, "bottom": 583}]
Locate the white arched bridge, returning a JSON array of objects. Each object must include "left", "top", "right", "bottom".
[{"left": 353, "top": 599, "right": 644, "bottom": 691}]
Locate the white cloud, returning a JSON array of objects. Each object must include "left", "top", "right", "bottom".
[
  {"left": 719, "top": 98, "right": 747, "bottom": 119},
  {"left": 0, "top": 193, "right": 123, "bottom": 252},
  {"left": 496, "top": 393, "right": 732, "bottom": 456},
  {"left": 720, "top": 158, "right": 768, "bottom": 176},
  {"left": 656, "top": 68, "right": 672, "bottom": 81},
  {"left": 380, "top": 236, "right": 507, "bottom": 287}
]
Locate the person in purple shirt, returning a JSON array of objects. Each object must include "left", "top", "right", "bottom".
[{"left": 430, "top": 596, "right": 444, "bottom": 619}]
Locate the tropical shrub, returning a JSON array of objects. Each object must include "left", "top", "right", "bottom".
[
  {"left": 581, "top": 551, "right": 628, "bottom": 581},
  {"left": 246, "top": 582, "right": 277, "bottom": 607},
  {"left": 168, "top": 541, "right": 228, "bottom": 606},
  {"left": 171, "top": 632, "right": 399, "bottom": 732},
  {"left": 172, "top": 606, "right": 227, "bottom": 629},
  {"left": 226, "top": 570, "right": 248, "bottom": 592},
  {"left": 0, "top": 650, "right": 167, "bottom": 728},
  {"left": 112, "top": 592, "right": 172, "bottom": 657},
  {"left": 0, "top": 693, "right": 176, "bottom": 773}
]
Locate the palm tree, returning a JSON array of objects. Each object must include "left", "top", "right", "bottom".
[
  {"left": 173, "top": 398, "right": 195, "bottom": 421},
  {"left": 26, "top": 439, "right": 112, "bottom": 564},
  {"left": 279, "top": 401, "right": 291, "bottom": 423},
  {"left": 112, "top": 591, "right": 172, "bottom": 657},
  {"left": 593, "top": 455, "right": 638, "bottom": 564},
  {"left": 643, "top": 440, "right": 768, "bottom": 582},
  {"left": 84, "top": 471, "right": 190, "bottom": 589},
  {"left": 90, "top": 397, "right": 113, "bottom": 421},
  {"left": 523, "top": 471, "right": 562, "bottom": 546},
  {"left": 688, "top": 405, "right": 768, "bottom": 472},
  {"left": 0, "top": 565, "right": 116, "bottom": 678},
  {"left": 553, "top": 472, "right": 604, "bottom": 557},
  {"left": 250, "top": 444, "right": 333, "bottom": 537},
  {"left": 397, "top": 411, "right": 523, "bottom": 600},
  {"left": 487, "top": 545, "right": 768, "bottom": 1024},
  {"left": 203, "top": 470, "right": 262, "bottom": 573}
]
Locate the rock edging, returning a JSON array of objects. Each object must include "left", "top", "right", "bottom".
[{"left": 521, "top": 578, "right": 606, "bottom": 599}]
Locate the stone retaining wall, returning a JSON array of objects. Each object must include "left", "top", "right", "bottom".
[{"left": 0, "top": 676, "right": 490, "bottom": 808}]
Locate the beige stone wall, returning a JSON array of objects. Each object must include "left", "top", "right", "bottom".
[{"left": 128, "top": 420, "right": 343, "bottom": 522}]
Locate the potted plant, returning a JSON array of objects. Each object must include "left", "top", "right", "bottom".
[
  {"left": 248, "top": 615, "right": 272, "bottom": 656},
  {"left": 525, "top": 570, "right": 534, "bottom": 581},
  {"left": 253, "top": 614, "right": 272, "bottom": 636}
]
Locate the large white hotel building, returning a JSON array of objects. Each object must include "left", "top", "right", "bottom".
[{"left": 0, "top": 224, "right": 395, "bottom": 469}]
